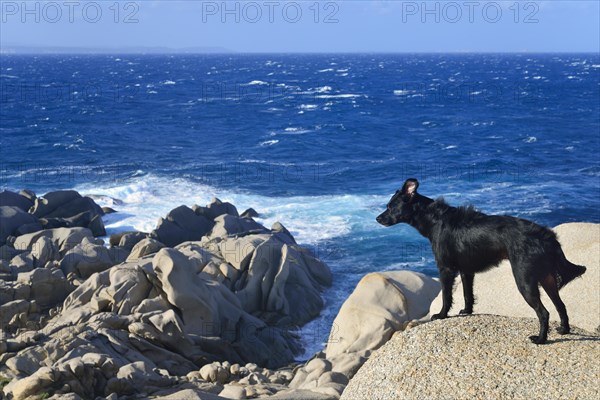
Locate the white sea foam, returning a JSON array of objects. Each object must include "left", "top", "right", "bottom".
[
  {"left": 280, "top": 127, "right": 312, "bottom": 135},
  {"left": 161, "top": 80, "right": 176, "bottom": 85},
  {"left": 246, "top": 80, "right": 269, "bottom": 86},
  {"left": 299, "top": 104, "right": 318, "bottom": 110},
  {"left": 259, "top": 139, "right": 279, "bottom": 146},
  {"left": 314, "top": 86, "right": 332, "bottom": 93},
  {"left": 73, "top": 175, "right": 383, "bottom": 246},
  {"left": 314, "top": 94, "right": 361, "bottom": 99}
]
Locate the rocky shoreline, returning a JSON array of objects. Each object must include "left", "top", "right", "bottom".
[{"left": 1, "top": 189, "right": 598, "bottom": 400}]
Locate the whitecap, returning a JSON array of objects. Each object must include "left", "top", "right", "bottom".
[
  {"left": 315, "top": 94, "right": 361, "bottom": 99},
  {"left": 280, "top": 127, "right": 312, "bottom": 134},
  {"left": 259, "top": 140, "right": 279, "bottom": 147},
  {"left": 72, "top": 175, "right": 367, "bottom": 245},
  {"left": 314, "top": 86, "right": 332, "bottom": 93},
  {"left": 299, "top": 104, "right": 318, "bottom": 110},
  {"left": 317, "top": 68, "right": 334, "bottom": 73},
  {"left": 524, "top": 136, "right": 537, "bottom": 143},
  {"left": 393, "top": 90, "right": 413, "bottom": 96},
  {"left": 161, "top": 80, "right": 176, "bottom": 85},
  {"left": 246, "top": 80, "right": 269, "bottom": 86}
]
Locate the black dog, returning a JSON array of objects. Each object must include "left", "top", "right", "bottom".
[{"left": 376, "top": 178, "right": 587, "bottom": 344}]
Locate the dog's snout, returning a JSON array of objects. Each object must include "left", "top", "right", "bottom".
[{"left": 376, "top": 212, "right": 390, "bottom": 226}]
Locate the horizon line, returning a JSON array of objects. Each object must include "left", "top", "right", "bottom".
[{"left": 2, "top": 50, "right": 599, "bottom": 55}]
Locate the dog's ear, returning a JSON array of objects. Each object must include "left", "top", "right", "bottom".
[{"left": 401, "top": 178, "right": 419, "bottom": 196}]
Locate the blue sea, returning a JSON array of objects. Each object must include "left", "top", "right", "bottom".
[{"left": 1, "top": 53, "right": 599, "bottom": 357}]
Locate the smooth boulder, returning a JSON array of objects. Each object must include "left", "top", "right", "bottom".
[
  {"left": 0, "top": 190, "right": 35, "bottom": 212},
  {"left": 29, "top": 191, "right": 105, "bottom": 236},
  {"left": 326, "top": 271, "right": 440, "bottom": 360},
  {"left": 150, "top": 206, "right": 213, "bottom": 247},
  {"left": 194, "top": 198, "right": 239, "bottom": 220},
  {"left": 0, "top": 206, "right": 40, "bottom": 245},
  {"left": 13, "top": 227, "right": 94, "bottom": 255}
]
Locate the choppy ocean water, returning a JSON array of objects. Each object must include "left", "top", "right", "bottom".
[{"left": 1, "top": 53, "right": 599, "bottom": 357}]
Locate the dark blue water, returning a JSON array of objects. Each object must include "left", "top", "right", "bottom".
[{"left": 1, "top": 53, "right": 599, "bottom": 355}]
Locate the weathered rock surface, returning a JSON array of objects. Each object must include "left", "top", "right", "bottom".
[
  {"left": 29, "top": 190, "right": 105, "bottom": 236},
  {"left": 151, "top": 205, "right": 214, "bottom": 247},
  {"left": 194, "top": 197, "right": 239, "bottom": 220},
  {"left": 286, "top": 271, "right": 439, "bottom": 398},
  {"left": 1, "top": 196, "right": 333, "bottom": 399},
  {"left": 0, "top": 190, "right": 36, "bottom": 212},
  {"left": 118, "top": 231, "right": 148, "bottom": 250},
  {"left": 127, "top": 237, "right": 165, "bottom": 261},
  {"left": 429, "top": 222, "right": 600, "bottom": 333},
  {"left": 60, "top": 237, "right": 129, "bottom": 279},
  {"left": 13, "top": 227, "right": 95, "bottom": 255},
  {"left": 326, "top": 271, "right": 440, "bottom": 361},
  {"left": 17, "top": 267, "right": 72, "bottom": 308},
  {"left": 240, "top": 208, "right": 259, "bottom": 219},
  {"left": 0, "top": 206, "right": 40, "bottom": 245},
  {"left": 341, "top": 315, "right": 600, "bottom": 400},
  {"left": 209, "top": 214, "right": 268, "bottom": 240}
]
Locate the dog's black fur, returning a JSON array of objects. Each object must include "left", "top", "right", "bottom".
[{"left": 376, "top": 178, "right": 587, "bottom": 344}]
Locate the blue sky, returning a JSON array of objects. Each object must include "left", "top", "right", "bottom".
[{"left": 1, "top": 1, "right": 599, "bottom": 52}]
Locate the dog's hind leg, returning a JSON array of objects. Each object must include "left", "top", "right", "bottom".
[
  {"left": 513, "top": 267, "right": 550, "bottom": 344},
  {"left": 459, "top": 272, "right": 475, "bottom": 315},
  {"left": 432, "top": 267, "right": 457, "bottom": 320},
  {"left": 541, "top": 273, "right": 570, "bottom": 335}
]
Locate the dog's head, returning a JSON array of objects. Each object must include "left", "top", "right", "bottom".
[{"left": 376, "top": 178, "right": 420, "bottom": 227}]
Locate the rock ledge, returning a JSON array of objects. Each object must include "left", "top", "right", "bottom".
[{"left": 341, "top": 314, "right": 600, "bottom": 400}]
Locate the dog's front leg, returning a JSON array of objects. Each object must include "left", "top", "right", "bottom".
[
  {"left": 431, "top": 267, "right": 457, "bottom": 320},
  {"left": 459, "top": 272, "right": 474, "bottom": 315}
]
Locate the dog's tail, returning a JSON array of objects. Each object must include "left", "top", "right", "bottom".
[{"left": 556, "top": 250, "right": 587, "bottom": 290}]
